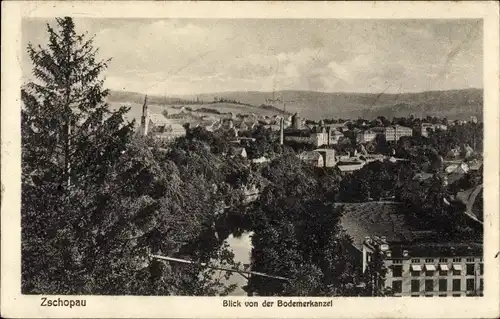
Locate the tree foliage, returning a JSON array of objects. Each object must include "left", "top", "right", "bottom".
[
  {"left": 361, "top": 246, "right": 392, "bottom": 296},
  {"left": 245, "top": 155, "right": 361, "bottom": 296}
]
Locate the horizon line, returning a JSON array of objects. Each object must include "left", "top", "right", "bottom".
[{"left": 109, "top": 87, "right": 483, "bottom": 98}]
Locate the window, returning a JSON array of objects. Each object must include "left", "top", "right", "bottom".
[
  {"left": 426, "top": 270, "right": 434, "bottom": 277},
  {"left": 393, "top": 265, "right": 403, "bottom": 277},
  {"left": 439, "top": 279, "right": 447, "bottom": 292},
  {"left": 453, "top": 293, "right": 462, "bottom": 297},
  {"left": 466, "top": 278, "right": 475, "bottom": 291},
  {"left": 439, "top": 264, "right": 449, "bottom": 276},
  {"left": 466, "top": 258, "right": 474, "bottom": 262},
  {"left": 411, "top": 295, "right": 419, "bottom": 297},
  {"left": 425, "top": 280, "right": 434, "bottom": 292},
  {"left": 479, "top": 263, "right": 484, "bottom": 275},
  {"left": 411, "top": 259, "right": 420, "bottom": 263},
  {"left": 392, "top": 280, "right": 402, "bottom": 293},
  {"left": 480, "top": 279, "right": 484, "bottom": 291},
  {"left": 453, "top": 258, "right": 461, "bottom": 263},
  {"left": 393, "top": 259, "right": 402, "bottom": 264},
  {"left": 410, "top": 264, "right": 422, "bottom": 277},
  {"left": 425, "top": 258, "right": 434, "bottom": 263},
  {"left": 439, "top": 294, "right": 447, "bottom": 297},
  {"left": 425, "top": 294, "right": 433, "bottom": 297},
  {"left": 411, "top": 280, "right": 420, "bottom": 292},
  {"left": 439, "top": 258, "right": 448, "bottom": 263},
  {"left": 453, "top": 265, "right": 462, "bottom": 276},
  {"left": 466, "top": 264, "right": 475, "bottom": 276},
  {"left": 453, "top": 279, "right": 461, "bottom": 291}
]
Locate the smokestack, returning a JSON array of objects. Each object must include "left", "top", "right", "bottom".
[
  {"left": 141, "top": 95, "right": 149, "bottom": 136},
  {"left": 279, "top": 118, "right": 284, "bottom": 145}
]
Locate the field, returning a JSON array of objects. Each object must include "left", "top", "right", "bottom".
[{"left": 108, "top": 100, "right": 283, "bottom": 127}]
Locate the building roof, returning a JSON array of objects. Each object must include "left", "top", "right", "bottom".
[
  {"left": 456, "top": 184, "right": 483, "bottom": 222},
  {"left": 386, "top": 241, "right": 483, "bottom": 258},
  {"left": 340, "top": 203, "right": 424, "bottom": 251},
  {"left": 314, "top": 148, "right": 335, "bottom": 154},
  {"left": 393, "top": 124, "right": 411, "bottom": 129},
  {"left": 149, "top": 113, "right": 172, "bottom": 125},
  {"left": 284, "top": 128, "right": 312, "bottom": 137},
  {"left": 371, "top": 126, "right": 386, "bottom": 132},
  {"left": 341, "top": 202, "right": 482, "bottom": 257},
  {"left": 337, "top": 163, "right": 365, "bottom": 172},
  {"left": 298, "top": 151, "right": 323, "bottom": 161}
]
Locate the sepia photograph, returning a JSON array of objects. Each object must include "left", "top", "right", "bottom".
[{"left": 2, "top": 1, "right": 499, "bottom": 318}]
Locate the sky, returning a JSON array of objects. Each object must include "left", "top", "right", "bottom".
[{"left": 22, "top": 18, "right": 483, "bottom": 96}]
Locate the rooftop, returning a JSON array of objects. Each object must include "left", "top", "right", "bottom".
[
  {"left": 149, "top": 113, "right": 172, "bottom": 125},
  {"left": 298, "top": 151, "right": 323, "bottom": 161},
  {"left": 337, "top": 163, "right": 365, "bottom": 172},
  {"left": 341, "top": 202, "right": 483, "bottom": 257},
  {"left": 383, "top": 241, "right": 483, "bottom": 258},
  {"left": 456, "top": 184, "right": 483, "bottom": 221},
  {"left": 340, "top": 203, "right": 419, "bottom": 251}
]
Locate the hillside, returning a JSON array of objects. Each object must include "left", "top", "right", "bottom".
[
  {"left": 107, "top": 90, "right": 192, "bottom": 105},
  {"left": 177, "top": 89, "right": 483, "bottom": 121},
  {"left": 107, "top": 88, "right": 483, "bottom": 122}
]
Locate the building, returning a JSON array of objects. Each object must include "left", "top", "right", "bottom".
[
  {"left": 139, "top": 96, "right": 187, "bottom": 140},
  {"left": 325, "top": 122, "right": 350, "bottom": 133},
  {"left": 421, "top": 123, "right": 448, "bottom": 137},
  {"left": 251, "top": 156, "right": 270, "bottom": 164},
  {"left": 298, "top": 151, "right": 324, "bottom": 167},
  {"left": 393, "top": 125, "right": 413, "bottom": 141},
  {"left": 284, "top": 128, "right": 329, "bottom": 147},
  {"left": 264, "top": 124, "right": 281, "bottom": 131},
  {"left": 372, "top": 125, "right": 412, "bottom": 141},
  {"left": 314, "top": 148, "right": 336, "bottom": 167},
  {"left": 336, "top": 162, "right": 365, "bottom": 173},
  {"left": 340, "top": 202, "right": 483, "bottom": 297},
  {"left": 363, "top": 237, "right": 483, "bottom": 297},
  {"left": 356, "top": 130, "right": 378, "bottom": 143},
  {"left": 328, "top": 129, "right": 344, "bottom": 145},
  {"left": 291, "top": 113, "right": 303, "bottom": 130}
]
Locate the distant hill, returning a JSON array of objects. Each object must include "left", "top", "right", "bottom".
[
  {"left": 107, "top": 88, "right": 483, "bottom": 121},
  {"left": 107, "top": 90, "right": 192, "bottom": 105},
  {"left": 176, "top": 89, "right": 483, "bottom": 121},
  {"left": 106, "top": 90, "right": 284, "bottom": 125}
]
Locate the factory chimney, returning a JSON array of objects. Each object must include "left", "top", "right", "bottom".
[
  {"left": 279, "top": 117, "right": 284, "bottom": 145},
  {"left": 140, "top": 95, "right": 149, "bottom": 136}
]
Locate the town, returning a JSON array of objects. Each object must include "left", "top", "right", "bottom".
[
  {"left": 137, "top": 93, "right": 484, "bottom": 297},
  {"left": 20, "top": 17, "right": 484, "bottom": 298}
]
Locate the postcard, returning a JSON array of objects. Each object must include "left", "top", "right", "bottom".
[{"left": 1, "top": 1, "right": 499, "bottom": 318}]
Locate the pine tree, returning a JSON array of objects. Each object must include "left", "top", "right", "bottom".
[
  {"left": 21, "top": 17, "right": 135, "bottom": 294},
  {"left": 22, "top": 17, "right": 134, "bottom": 189}
]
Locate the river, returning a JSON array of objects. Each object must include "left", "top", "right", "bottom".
[{"left": 222, "top": 231, "right": 253, "bottom": 296}]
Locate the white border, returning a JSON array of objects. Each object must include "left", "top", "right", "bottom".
[{"left": 2, "top": 1, "right": 499, "bottom": 318}]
